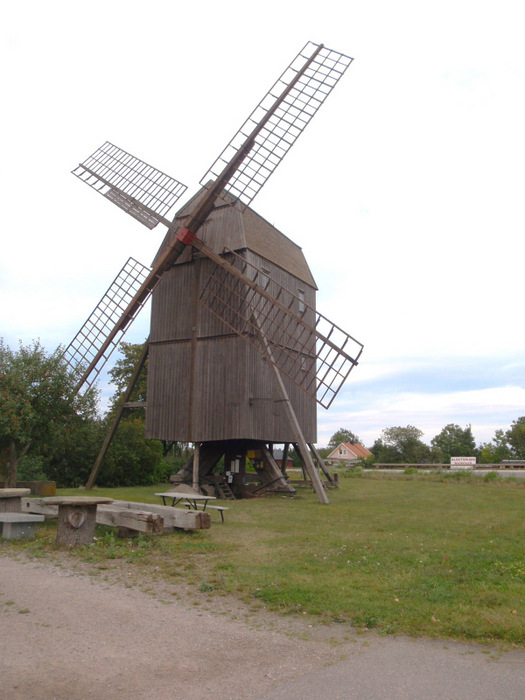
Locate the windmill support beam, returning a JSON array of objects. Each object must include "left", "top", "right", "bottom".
[
  {"left": 308, "top": 443, "right": 336, "bottom": 487},
  {"left": 86, "top": 339, "right": 150, "bottom": 489},
  {"left": 260, "top": 446, "right": 295, "bottom": 494},
  {"left": 281, "top": 401, "right": 328, "bottom": 504},
  {"left": 251, "top": 314, "right": 328, "bottom": 504},
  {"left": 281, "top": 443, "right": 290, "bottom": 477}
]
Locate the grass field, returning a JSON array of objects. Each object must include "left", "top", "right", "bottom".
[{"left": 3, "top": 473, "right": 524, "bottom": 646}]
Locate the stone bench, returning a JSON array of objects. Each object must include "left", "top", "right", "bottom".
[
  {"left": 0, "top": 513, "right": 45, "bottom": 540},
  {"left": 0, "top": 488, "right": 31, "bottom": 513}
]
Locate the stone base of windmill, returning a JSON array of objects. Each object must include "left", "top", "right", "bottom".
[{"left": 43, "top": 497, "right": 113, "bottom": 547}]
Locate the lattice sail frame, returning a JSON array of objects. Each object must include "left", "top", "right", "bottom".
[
  {"left": 72, "top": 142, "right": 187, "bottom": 229},
  {"left": 200, "top": 42, "right": 353, "bottom": 208},
  {"left": 62, "top": 258, "right": 153, "bottom": 389},
  {"left": 198, "top": 250, "right": 363, "bottom": 409}
]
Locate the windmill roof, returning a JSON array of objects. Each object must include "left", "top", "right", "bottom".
[{"left": 153, "top": 186, "right": 317, "bottom": 288}]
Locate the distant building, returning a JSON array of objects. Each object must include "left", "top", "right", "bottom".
[
  {"left": 273, "top": 449, "right": 294, "bottom": 470},
  {"left": 326, "top": 442, "right": 372, "bottom": 464}
]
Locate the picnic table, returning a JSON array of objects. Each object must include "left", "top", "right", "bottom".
[
  {"left": 155, "top": 491, "right": 216, "bottom": 510},
  {"left": 155, "top": 491, "right": 229, "bottom": 522},
  {"left": 43, "top": 496, "right": 113, "bottom": 546}
]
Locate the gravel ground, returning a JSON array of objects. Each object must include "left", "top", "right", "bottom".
[{"left": 1, "top": 555, "right": 524, "bottom": 699}]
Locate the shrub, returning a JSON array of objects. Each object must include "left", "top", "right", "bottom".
[
  {"left": 100, "top": 418, "right": 164, "bottom": 486},
  {"left": 343, "top": 467, "right": 364, "bottom": 478},
  {"left": 483, "top": 470, "right": 499, "bottom": 482}
]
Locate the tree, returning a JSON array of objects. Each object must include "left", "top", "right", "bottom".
[
  {"left": 506, "top": 416, "right": 525, "bottom": 459},
  {"left": 478, "top": 430, "right": 512, "bottom": 464},
  {"left": 107, "top": 341, "right": 148, "bottom": 416},
  {"left": 371, "top": 425, "right": 433, "bottom": 463},
  {"left": 431, "top": 424, "right": 476, "bottom": 463},
  {"left": 328, "top": 428, "right": 361, "bottom": 448},
  {"left": 0, "top": 339, "right": 98, "bottom": 486},
  {"left": 100, "top": 418, "right": 166, "bottom": 486},
  {"left": 42, "top": 415, "right": 105, "bottom": 487}
]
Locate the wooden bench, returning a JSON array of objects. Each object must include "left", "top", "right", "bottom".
[
  {"left": 0, "top": 513, "right": 45, "bottom": 540},
  {"left": 24, "top": 498, "right": 211, "bottom": 533},
  {"left": 183, "top": 503, "right": 229, "bottom": 522}
]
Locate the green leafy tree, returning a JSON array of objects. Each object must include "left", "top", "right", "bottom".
[
  {"left": 328, "top": 428, "right": 361, "bottom": 448},
  {"left": 107, "top": 341, "right": 148, "bottom": 416},
  {"left": 506, "top": 416, "right": 525, "bottom": 459},
  {"left": 317, "top": 447, "right": 331, "bottom": 459},
  {"left": 431, "top": 424, "right": 476, "bottom": 463},
  {"left": 0, "top": 339, "right": 98, "bottom": 486},
  {"left": 478, "top": 429, "right": 513, "bottom": 464},
  {"left": 101, "top": 418, "right": 165, "bottom": 486},
  {"left": 42, "top": 415, "right": 106, "bottom": 487},
  {"left": 371, "top": 425, "right": 433, "bottom": 463}
]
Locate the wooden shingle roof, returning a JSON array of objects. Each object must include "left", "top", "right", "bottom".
[{"left": 153, "top": 186, "right": 317, "bottom": 288}]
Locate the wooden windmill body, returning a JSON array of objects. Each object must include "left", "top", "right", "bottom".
[
  {"left": 65, "top": 42, "right": 363, "bottom": 503},
  {"left": 147, "top": 186, "right": 317, "bottom": 445},
  {"left": 145, "top": 188, "right": 319, "bottom": 495}
]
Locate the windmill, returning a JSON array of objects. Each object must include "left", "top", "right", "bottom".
[{"left": 65, "top": 42, "right": 363, "bottom": 504}]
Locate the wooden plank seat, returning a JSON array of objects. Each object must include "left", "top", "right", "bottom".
[
  {"left": 182, "top": 503, "right": 229, "bottom": 522},
  {"left": 23, "top": 498, "right": 210, "bottom": 533},
  {"left": 0, "top": 512, "right": 45, "bottom": 540}
]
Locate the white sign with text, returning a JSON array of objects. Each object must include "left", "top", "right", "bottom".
[{"left": 450, "top": 456, "right": 476, "bottom": 469}]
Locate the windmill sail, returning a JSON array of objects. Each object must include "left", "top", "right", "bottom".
[
  {"left": 200, "top": 42, "right": 353, "bottom": 208},
  {"left": 62, "top": 257, "right": 152, "bottom": 390},
  {"left": 71, "top": 41, "right": 355, "bottom": 393},
  {"left": 198, "top": 248, "right": 363, "bottom": 409},
  {"left": 72, "top": 142, "right": 187, "bottom": 229}
]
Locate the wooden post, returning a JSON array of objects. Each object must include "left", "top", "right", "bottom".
[
  {"left": 44, "top": 497, "right": 113, "bottom": 547},
  {"left": 250, "top": 314, "right": 329, "bottom": 504},
  {"left": 86, "top": 340, "right": 150, "bottom": 489},
  {"left": 193, "top": 443, "right": 200, "bottom": 493},
  {"left": 309, "top": 443, "right": 336, "bottom": 487},
  {"left": 57, "top": 504, "right": 98, "bottom": 547},
  {"left": 281, "top": 443, "right": 289, "bottom": 477}
]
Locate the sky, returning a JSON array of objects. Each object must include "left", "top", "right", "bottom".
[{"left": 1, "top": 0, "right": 524, "bottom": 449}]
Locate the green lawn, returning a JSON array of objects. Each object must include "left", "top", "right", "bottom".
[{"left": 4, "top": 475, "right": 524, "bottom": 645}]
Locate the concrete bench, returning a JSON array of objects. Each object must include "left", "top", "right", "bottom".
[
  {"left": 0, "top": 513, "right": 45, "bottom": 540},
  {"left": 0, "top": 488, "right": 31, "bottom": 513},
  {"left": 183, "top": 503, "right": 229, "bottom": 522}
]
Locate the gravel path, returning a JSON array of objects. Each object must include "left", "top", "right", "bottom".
[{"left": 1, "top": 556, "right": 524, "bottom": 699}]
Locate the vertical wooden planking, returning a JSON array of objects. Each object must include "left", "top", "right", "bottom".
[{"left": 146, "top": 189, "right": 318, "bottom": 444}]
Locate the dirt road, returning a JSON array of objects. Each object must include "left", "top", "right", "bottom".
[{"left": 1, "top": 556, "right": 524, "bottom": 699}]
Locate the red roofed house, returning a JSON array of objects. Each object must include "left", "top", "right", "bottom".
[{"left": 326, "top": 442, "right": 373, "bottom": 464}]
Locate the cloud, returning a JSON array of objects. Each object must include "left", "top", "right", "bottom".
[{"left": 317, "top": 354, "right": 525, "bottom": 448}]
